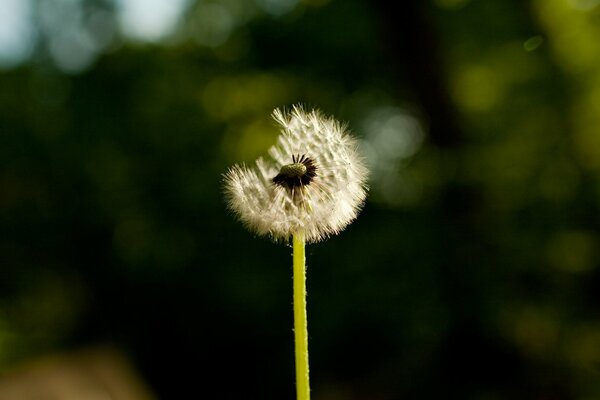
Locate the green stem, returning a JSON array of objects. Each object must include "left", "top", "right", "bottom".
[{"left": 293, "top": 231, "right": 310, "bottom": 400}]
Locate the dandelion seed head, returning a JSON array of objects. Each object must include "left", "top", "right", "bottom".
[{"left": 224, "top": 105, "right": 369, "bottom": 243}]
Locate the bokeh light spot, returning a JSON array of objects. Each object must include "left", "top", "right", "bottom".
[
  {"left": 569, "top": 0, "right": 600, "bottom": 11},
  {"left": 190, "top": 3, "right": 234, "bottom": 47},
  {"left": 116, "top": 0, "right": 191, "bottom": 42},
  {"left": 0, "top": 0, "right": 35, "bottom": 68},
  {"left": 452, "top": 64, "right": 502, "bottom": 112},
  {"left": 546, "top": 230, "right": 596, "bottom": 273},
  {"left": 222, "top": 118, "right": 280, "bottom": 162},
  {"left": 509, "top": 306, "right": 559, "bottom": 358},
  {"left": 361, "top": 106, "right": 425, "bottom": 207},
  {"left": 565, "top": 323, "right": 600, "bottom": 371}
]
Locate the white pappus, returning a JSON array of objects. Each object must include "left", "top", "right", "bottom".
[{"left": 224, "top": 105, "right": 369, "bottom": 243}]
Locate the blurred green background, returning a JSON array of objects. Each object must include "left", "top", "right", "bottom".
[{"left": 2, "top": 0, "right": 600, "bottom": 398}]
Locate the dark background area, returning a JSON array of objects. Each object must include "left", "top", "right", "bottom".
[{"left": 2, "top": 0, "right": 600, "bottom": 398}]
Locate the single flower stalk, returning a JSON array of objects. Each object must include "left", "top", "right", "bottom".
[{"left": 223, "top": 105, "right": 368, "bottom": 400}]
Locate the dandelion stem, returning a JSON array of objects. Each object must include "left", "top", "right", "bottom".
[{"left": 293, "top": 231, "right": 310, "bottom": 400}]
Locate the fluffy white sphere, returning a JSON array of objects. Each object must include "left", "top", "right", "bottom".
[{"left": 224, "top": 105, "right": 369, "bottom": 243}]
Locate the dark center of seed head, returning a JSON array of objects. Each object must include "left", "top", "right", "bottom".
[
  {"left": 272, "top": 155, "right": 317, "bottom": 190},
  {"left": 280, "top": 163, "right": 307, "bottom": 178}
]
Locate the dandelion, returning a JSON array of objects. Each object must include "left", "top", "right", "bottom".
[
  {"left": 223, "top": 105, "right": 368, "bottom": 400},
  {"left": 224, "top": 105, "right": 368, "bottom": 243}
]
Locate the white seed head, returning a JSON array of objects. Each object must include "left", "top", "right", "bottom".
[{"left": 223, "top": 105, "right": 369, "bottom": 243}]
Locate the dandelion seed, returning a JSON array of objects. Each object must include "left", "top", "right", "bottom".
[{"left": 223, "top": 105, "right": 369, "bottom": 243}]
